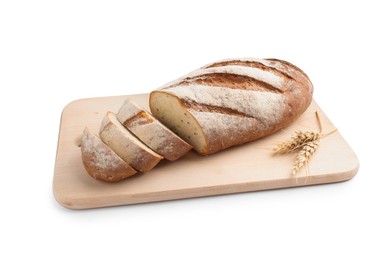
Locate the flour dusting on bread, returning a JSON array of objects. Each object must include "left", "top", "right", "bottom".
[{"left": 164, "top": 84, "right": 285, "bottom": 126}]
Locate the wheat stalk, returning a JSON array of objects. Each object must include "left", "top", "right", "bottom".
[
  {"left": 274, "top": 131, "right": 320, "bottom": 154},
  {"left": 292, "top": 140, "right": 320, "bottom": 175},
  {"left": 273, "top": 111, "right": 337, "bottom": 176}
]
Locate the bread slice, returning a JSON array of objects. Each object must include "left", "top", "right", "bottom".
[
  {"left": 99, "top": 112, "right": 163, "bottom": 173},
  {"left": 149, "top": 92, "right": 209, "bottom": 154},
  {"left": 117, "top": 98, "right": 192, "bottom": 161},
  {"left": 81, "top": 127, "right": 137, "bottom": 182}
]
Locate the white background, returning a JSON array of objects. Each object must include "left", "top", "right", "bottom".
[{"left": 1, "top": 0, "right": 389, "bottom": 259}]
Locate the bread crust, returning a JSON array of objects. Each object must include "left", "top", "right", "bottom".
[
  {"left": 99, "top": 112, "right": 163, "bottom": 172},
  {"left": 150, "top": 58, "right": 313, "bottom": 155},
  {"left": 117, "top": 98, "right": 192, "bottom": 161},
  {"left": 81, "top": 127, "right": 136, "bottom": 182}
]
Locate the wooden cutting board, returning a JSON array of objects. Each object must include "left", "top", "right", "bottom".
[{"left": 53, "top": 94, "right": 359, "bottom": 209}]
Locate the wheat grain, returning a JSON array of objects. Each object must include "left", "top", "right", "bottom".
[
  {"left": 274, "top": 131, "right": 320, "bottom": 154},
  {"left": 292, "top": 140, "right": 320, "bottom": 175},
  {"left": 273, "top": 111, "right": 338, "bottom": 176}
]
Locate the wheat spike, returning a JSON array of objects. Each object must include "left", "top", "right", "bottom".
[
  {"left": 273, "top": 111, "right": 337, "bottom": 176},
  {"left": 292, "top": 140, "right": 320, "bottom": 175},
  {"left": 274, "top": 131, "right": 320, "bottom": 154}
]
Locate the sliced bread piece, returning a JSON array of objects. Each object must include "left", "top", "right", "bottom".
[
  {"left": 81, "top": 127, "right": 137, "bottom": 182},
  {"left": 117, "top": 98, "right": 192, "bottom": 161},
  {"left": 99, "top": 112, "right": 163, "bottom": 173}
]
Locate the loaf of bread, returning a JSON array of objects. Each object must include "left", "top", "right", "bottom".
[
  {"left": 149, "top": 58, "right": 313, "bottom": 155},
  {"left": 99, "top": 111, "right": 163, "bottom": 173},
  {"left": 80, "top": 127, "right": 137, "bottom": 182},
  {"left": 117, "top": 98, "right": 192, "bottom": 161}
]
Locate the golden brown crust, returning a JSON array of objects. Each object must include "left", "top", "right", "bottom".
[
  {"left": 168, "top": 73, "right": 283, "bottom": 93},
  {"left": 81, "top": 127, "right": 136, "bottom": 182},
  {"left": 204, "top": 60, "right": 295, "bottom": 81},
  {"left": 202, "top": 58, "right": 313, "bottom": 154},
  {"left": 123, "top": 111, "right": 154, "bottom": 126}
]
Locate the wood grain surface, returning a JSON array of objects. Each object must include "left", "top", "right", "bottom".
[{"left": 53, "top": 94, "right": 359, "bottom": 209}]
